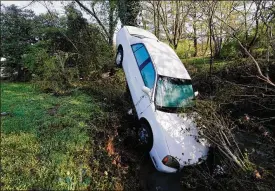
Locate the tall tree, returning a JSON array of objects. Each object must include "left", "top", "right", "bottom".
[
  {"left": 189, "top": 2, "right": 202, "bottom": 57},
  {"left": 33, "top": 12, "right": 69, "bottom": 53},
  {"left": 118, "top": 0, "right": 140, "bottom": 26},
  {"left": 260, "top": 1, "right": 275, "bottom": 61},
  {"left": 158, "top": 1, "right": 191, "bottom": 50},
  {"left": 0, "top": 4, "right": 35, "bottom": 80},
  {"left": 152, "top": 1, "right": 161, "bottom": 38},
  {"left": 145, "top": 1, "right": 161, "bottom": 38},
  {"left": 64, "top": 2, "right": 111, "bottom": 76},
  {"left": 75, "top": 0, "right": 118, "bottom": 46}
]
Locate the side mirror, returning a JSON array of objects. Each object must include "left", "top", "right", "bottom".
[
  {"left": 142, "top": 86, "right": 151, "bottom": 96},
  {"left": 194, "top": 91, "right": 199, "bottom": 97}
]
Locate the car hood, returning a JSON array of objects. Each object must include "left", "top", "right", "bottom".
[{"left": 155, "top": 110, "right": 209, "bottom": 166}]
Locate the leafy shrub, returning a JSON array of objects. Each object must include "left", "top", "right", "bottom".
[
  {"left": 30, "top": 50, "right": 78, "bottom": 94},
  {"left": 176, "top": 39, "right": 195, "bottom": 59},
  {"left": 220, "top": 40, "right": 240, "bottom": 59},
  {"left": 252, "top": 47, "right": 267, "bottom": 58}
]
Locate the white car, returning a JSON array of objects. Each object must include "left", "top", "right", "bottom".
[{"left": 115, "top": 26, "right": 209, "bottom": 173}]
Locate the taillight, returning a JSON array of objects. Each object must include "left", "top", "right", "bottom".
[{"left": 162, "top": 155, "right": 180, "bottom": 169}]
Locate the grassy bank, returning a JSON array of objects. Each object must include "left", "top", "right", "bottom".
[
  {"left": 1, "top": 83, "right": 111, "bottom": 190},
  {"left": 1, "top": 71, "right": 143, "bottom": 190},
  {"left": 182, "top": 57, "right": 228, "bottom": 75}
]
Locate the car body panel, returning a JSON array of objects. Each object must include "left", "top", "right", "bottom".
[
  {"left": 116, "top": 27, "right": 144, "bottom": 109},
  {"left": 116, "top": 26, "right": 209, "bottom": 173},
  {"left": 155, "top": 110, "right": 209, "bottom": 167},
  {"left": 139, "top": 104, "right": 172, "bottom": 172},
  {"left": 125, "top": 26, "right": 158, "bottom": 40},
  {"left": 143, "top": 40, "right": 191, "bottom": 79},
  {"left": 123, "top": 28, "right": 190, "bottom": 80}
]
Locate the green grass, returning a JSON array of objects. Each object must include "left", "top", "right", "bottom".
[
  {"left": 181, "top": 57, "right": 228, "bottom": 75},
  {"left": 0, "top": 82, "right": 108, "bottom": 190}
]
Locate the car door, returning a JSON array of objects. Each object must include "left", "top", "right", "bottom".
[
  {"left": 131, "top": 43, "right": 156, "bottom": 117},
  {"left": 116, "top": 29, "right": 143, "bottom": 106},
  {"left": 137, "top": 60, "right": 156, "bottom": 115}
]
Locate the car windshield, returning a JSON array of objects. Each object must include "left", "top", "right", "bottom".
[{"left": 155, "top": 76, "right": 195, "bottom": 110}]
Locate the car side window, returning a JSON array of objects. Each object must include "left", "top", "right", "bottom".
[
  {"left": 141, "top": 62, "right": 156, "bottom": 89},
  {"left": 132, "top": 44, "right": 149, "bottom": 67},
  {"left": 132, "top": 44, "right": 143, "bottom": 52},
  {"left": 132, "top": 43, "right": 156, "bottom": 89}
]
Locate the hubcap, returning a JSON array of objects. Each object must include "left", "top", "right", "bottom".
[
  {"left": 139, "top": 127, "right": 149, "bottom": 145},
  {"left": 116, "top": 52, "right": 122, "bottom": 65}
]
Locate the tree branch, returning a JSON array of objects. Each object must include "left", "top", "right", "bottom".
[
  {"left": 213, "top": 13, "right": 275, "bottom": 87},
  {"left": 75, "top": 0, "right": 110, "bottom": 41},
  {"left": 39, "top": 1, "right": 79, "bottom": 53}
]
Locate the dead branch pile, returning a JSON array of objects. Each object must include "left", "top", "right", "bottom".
[
  {"left": 191, "top": 100, "right": 251, "bottom": 171},
  {"left": 182, "top": 59, "right": 275, "bottom": 190}
]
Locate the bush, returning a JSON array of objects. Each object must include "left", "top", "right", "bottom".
[
  {"left": 176, "top": 39, "right": 195, "bottom": 59},
  {"left": 22, "top": 24, "right": 114, "bottom": 94},
  {"left": 220, "top": 40, "right": 240, "bottom": 59},
  {"left": 252, "top": 47, "right": 267, "bottom": 58}
]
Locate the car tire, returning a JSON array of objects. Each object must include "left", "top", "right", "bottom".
[
  {"left": 138, "top": 120, "right": 153, "bottom": 152},
  {"left": 115, "top": 47, "right": 123, "bottom": 68}
]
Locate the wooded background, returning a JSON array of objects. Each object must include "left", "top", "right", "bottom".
[{"left": 1, "top": 1, "right": 274, "bottom": 87}]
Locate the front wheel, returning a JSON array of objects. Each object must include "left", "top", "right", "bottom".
[
  {"left": 115, "top": 47, "right": 123, "bottom": 68},
  {"left": 138, "top": 121, "right": 153, "bottom": 152}
]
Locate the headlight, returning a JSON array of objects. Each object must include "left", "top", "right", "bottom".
[{"left": 162, "top": 155, "right": 180, "bottom": 169}]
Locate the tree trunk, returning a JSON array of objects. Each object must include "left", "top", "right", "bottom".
[
  {"left": 192, "top": 4, "right": 197, "bottom": 57},
  {"left": 209, "top": 14, "right": 213, "bottom": 76},
  {"left": 153, "top": 2, "right": 157, "bottom": 36},
  {"left": 108, "top": 0, "right": 115, "bottom": 46},
  {"left": 211, "top": 30, "right": 218, "bottom": 58},
  {"left": 203, "top": 35, "right": 209, "bottom": 57},
  {"left": 156, "top": 1, "right": 160, "bottom": 39},
  {"left": 244, "top": 1, "right": 248, "bottom": 43},
  {"left": 193, "top": 21, "right": 197, "bottom": 57},
  {"left": 118, "top": 0, "right": 140, "bottom": 26},
  {"left": 173, "top": 1, "right": 179, "bottom": 50}
]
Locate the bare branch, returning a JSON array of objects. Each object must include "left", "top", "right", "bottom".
[
  {"left": 18, "top": 0, "right": 35, "bottom": 10},
  {"left": 38, "top": 1, "right": 79, "bottom": 53},
  {"left": 75, "top": 0, "right": 110, "bottom": 41},
  {"left": 213, "top": 13, "right": 275, "bottom": 87}
]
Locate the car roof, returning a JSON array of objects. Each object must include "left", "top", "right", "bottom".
[
  {"left": 124, "top": 26, "right": 158, "bottom": 40},
  {"left": 124, "top": 26, "right": 191, "bottom": 80}
]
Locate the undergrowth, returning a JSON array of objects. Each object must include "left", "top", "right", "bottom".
[
  {"left": 179, "top": 58, "right": 275, "bottom": 191},
  {"left": 2, "top": 57, "right": 275, "bottom": 191}
]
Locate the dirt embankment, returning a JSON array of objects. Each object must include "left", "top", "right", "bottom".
[{"left": 85, "top": 61, "right": 275, "bottom": 190}]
